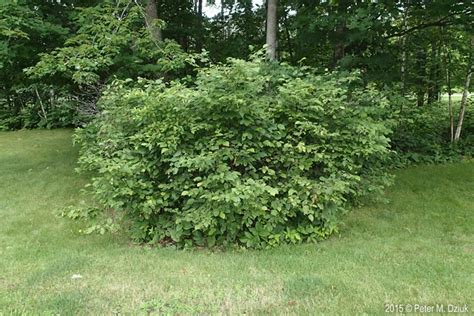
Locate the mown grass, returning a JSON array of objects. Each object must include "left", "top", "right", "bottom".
[{"left": 0, "top": 129, "right": 473, "bottom": 314}]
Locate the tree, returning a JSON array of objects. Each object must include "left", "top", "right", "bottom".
[
  {"left": 454, "top": 35, "right": 473, "bottom": 142},
  {"left": 443, "top": 27, "right": 455, "bottom": 141},
  {"left": 266, "top": 0, "right": 278, "bottom": 60},
  {"left": 24, "top": 0, "right": 192, "bottom": 126},
  {"left": 195, "top": 0, "right": 204, "bottom": 50},
  {"left": 145, "top": 0, "right": 163, "bottom": 43},
  {"left": 0, "top": 1, "right": 70, "bottom": 128}
]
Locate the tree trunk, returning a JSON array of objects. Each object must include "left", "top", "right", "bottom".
[
  {"left": 266, "top": 0, "right": 278, "bottom": 61},
  {"left": 446, "top": 52, "right": 454, "bottom": 142},
  {"left": 448, "top": 85, "right": 454, "bottom": 142},
  {"left": 415, "top": 48, "right": 427, "bottom": 106},
  {"left": 400, "top": 1, "right": 408, "bottom": 95},
  {"left": 453, "top": 36, "right": 473, "bottom": 142},
  {"left": 435, "top": 43, "right": 442, "bottom": 102},
  {"left": 401, "top": 41, "right": 407, "bottom": 95},
  {"left": 332, "top": 0, "right": 349, "bottom": 68},
  {"left": 145, "top": 0, "right": 162, "bottom": 43},
  {"left": 196, "top": 0, "right": 204, "bottom": 51},
  {"left": 333, "top": 24, "right": 345, "bottom": 66},
  {"left": 442, "top": 26, "right": 454, "bottom": 141},
  {"left": 427, "top": 43, "right": 436, "bottom": 105},
  {"left": 427, "top": 41, "right": 442, "bottom": 105},
  {"left": 282, "top": 9, "right": 294, "bottom": 63}
]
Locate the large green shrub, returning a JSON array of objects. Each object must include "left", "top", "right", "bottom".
[{"left": 75, "top": 58, "right": 393, "bottom": 248}]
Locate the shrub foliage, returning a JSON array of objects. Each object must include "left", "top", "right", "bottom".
[{"left": 76, "top": 59, "right": 393, "bottom": 248}]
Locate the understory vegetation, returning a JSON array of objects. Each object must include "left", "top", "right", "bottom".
[{"left": 390, "top": 101, "right": 474, "bottom": 165}]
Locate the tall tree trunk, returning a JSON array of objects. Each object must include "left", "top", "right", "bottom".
[
  {"left": 415, "top": 48, "right": 427, "bottom": 106},
  {"left": 332, "top": 0, "right": 349, "bottom": 68},
  {"left": 400, "top": 1, "right": 408, "bottom": 95},
  {"left": 282, "top": 9, "right": 294, "bottom": 63},
  {"left": 453, "top": 36, "right": 474, "bottom": 142},
  {"left": 448, "top": 76, "right": 454, "bottom": 142},
  {"left": 427, "top": 43, "right": 437, "bottom": 105},
  {"left": 435, "top": 43, "right": 442, "bottom": 101},
  {"left": 266, "top": 0, "right": 278, "bottom": 61},
  {"left": 401, "top": 40, "right": 407, "bottom": 95},
  {"left": 196, "top": 0, "right": 204, "bottom": 51},
  {"left": 401, "top": 45, "right": 406, "bottom": 95},
  {"left": 445, "top": 48, "right": 454, "bottom": 141},
  {"left": 333, "top": 24, "right": 345, "bottom": 66},
  {"left": 145, "top": 0, "right": 162, "bottom": 43},
  {"left": 442, "top": 27, "right": 454, "bottom": 141},
  {"left": 428, "top": 41, "right": 442, "bottom": 105}
]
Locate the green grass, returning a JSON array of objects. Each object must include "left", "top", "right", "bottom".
[{"left": 1, "top": 129, "right": 473, "bottom": 315}]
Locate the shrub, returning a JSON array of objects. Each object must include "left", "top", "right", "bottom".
[{"left": 75, "top": 58, "right": 393, "bottom": 249}]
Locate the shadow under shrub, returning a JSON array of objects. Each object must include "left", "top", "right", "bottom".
[{"left": 75, "top": 58, "right": 393, "bottom": 249}]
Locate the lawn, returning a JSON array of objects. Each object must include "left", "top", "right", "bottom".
[{"left": 0, "top": 129, "right": 473, "bottom": 314}]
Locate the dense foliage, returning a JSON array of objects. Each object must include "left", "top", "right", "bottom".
[
  {"left": 75, "top": 58, "right": 393, "bottom": 248},
  {"left": 0, "top": 0, "right": 197, "bottom": 130},
  {"left": 391, "top": 100, "right": 474, "bottom": 165},
  {"left": 0, "top": 2, "right": 69, "bottom": 130}
]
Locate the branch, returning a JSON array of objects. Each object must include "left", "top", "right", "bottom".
[{"left": 384, "top": 9, "right": 472, "bottom": 39}]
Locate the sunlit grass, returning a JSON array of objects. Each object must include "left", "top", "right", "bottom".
[{"left": 0, "top": 129, "right": 473, "bottom": 314}]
